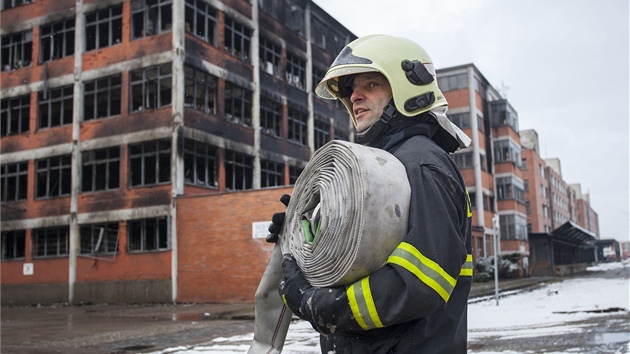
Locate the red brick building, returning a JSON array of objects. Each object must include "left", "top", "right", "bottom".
[{"left": 0, "top": 0, "right": 354, "bottom": 305}]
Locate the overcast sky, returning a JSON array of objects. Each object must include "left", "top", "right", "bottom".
[{"left": 312, "top": 0, "right": 630, "bottom": 243}]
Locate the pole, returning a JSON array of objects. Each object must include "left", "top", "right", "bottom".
[{"left": 493, "top": 215, "right": 500, "bottom": 306}]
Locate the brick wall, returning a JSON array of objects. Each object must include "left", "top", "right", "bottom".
[{"left": 176, "top": 186, "right": 293, "bottom": 303}]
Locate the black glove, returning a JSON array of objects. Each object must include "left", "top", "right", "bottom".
[
  {"left": 266, "top": 194, "right": 291, "bottom": 243},
  {"left": 278, "top": 254, "right": 315, "bottom": 320}
]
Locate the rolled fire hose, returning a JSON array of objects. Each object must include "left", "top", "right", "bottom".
[{"left": 248, "top": 140, "right": 411, "bottom": 354}]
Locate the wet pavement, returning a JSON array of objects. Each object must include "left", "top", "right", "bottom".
[
  {"left": 1, "top": 303, "right": 256, "bottom": 354},
  {"left": 0, "top": 269, "right": 622, "bottom": 354}
]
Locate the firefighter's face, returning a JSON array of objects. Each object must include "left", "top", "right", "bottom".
[{"left": 349, "top": 73, "right": 393, "bottom": 133}]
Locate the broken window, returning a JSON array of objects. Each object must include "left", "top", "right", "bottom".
[
  {"left": 1, "top": 161, "right": 28, "bottom": 202},
  {"left": 224, "top": 81, "right": 252, "bottom": 127},
  {"left": 310, "top": 16, "right": 345, "bottom": 55},
  {"left": 314, "top": 116, "right": 330, "bottom": 150},
  {"left": 1, "top": 30, "right": 32, "bottom": 71},
  {"left": 1, "top": 230, "right": 26, "bottom": 260},
  {"left": 261, "top": 159, "right": 284, "bottom": 188},
  {"left": 183, "top": 139, "right": 217, "bottom": 188},
  {"left": 284, "top": 0, "right": 304, "bottom": 36},
  {"left": 33, "top": 226, "right": 69, "bottom": 257},
  {"left": 184, "top": 0, "right": 217, "bottom": 45},
  {"left": 224, "top": 150, "right": 252, "bottom": 191},
  {"left": 131, "top": 0, "right": 172, "bottom": 39},
  {"left": 289, "top": 165, "right": 303, "bottom": 185},
  {"left": 129, "top": 139, "right": 171, "bottom": 187},
  {"left": 85, "top": 4, "right": 123, "bottom": 51},
  {"left": 259, "top": 36, "right": 281, "bottom": 78},
  {"left": 38, "top": 84, "right": 73, "bottom": 129},
  {"left": 36, "top": 155, "right": 71, "bottom": 198},
  {"left": 130, "top": 63, "right": 172, "bottom": 112},
  {"left": 40, "top": 18, "right": 75, "bottom": 63},
  {"left": 84, "top": 74, "right": 121, "bottom": 120},
  {"left": 128, "top": 217, "right": 169, "bottom": 252},
  {"left": 224, "top": 18, "right": 251, "bottom": 62},
  {"left": 79, "top": 222, "right": 119, "bottom": 255},
  {"left": 1, "top": 94, "right": 30, "bottom": 136},
  {"left": 184, "top": 65, "right": 217, "bottom": 114},
  {"left": 258, "top": 0, "right": 280, "bottom": 19},
  {"left": 285, "top": 51, "right": 305, "bottom": 89},
  {"left": 287, "top": 106, "right": 307, "bottom": 146},
  {"left": 82, "top": 147, "right": 120, "bottom": 192},
  {"left": 312, "top": 66, "right": 326, "bottom": 92},
  {"left": 260, "top": 95, "right": 281, "bottom": 137},
  {"left": 1, "top": 0, "right": 33, "bottom": 10}
]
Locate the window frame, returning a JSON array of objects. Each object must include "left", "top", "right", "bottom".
[
  {"left": 184, "top": 65, "right": 217, "bottom": 114},
  {"left": 183, "top": 139, "right": 217, "bottom": 188},
  {"left": 36, "top": 155, "right": 72, "bottom": 199},
  {"left": 261, "top": 159, "right": 284, "bottom": 188},
  {"left": 1, "top": 161, "right": 28, "bottom": 202},
  {"left": 79, "top": 222, "right": 120, "bottom": 255},
  {"left": 224, "top": 18, "right": 251, "bottom": 62},
  {"left": 38, "top": 85, "right": 74, "bottom": 129},
  {"left": 129, "top": 139, "right": 171, "bottom": 187},
  {"left": 85, "top": 4, "right": 123, "bottom": 51},
  {"left": 285, "top": 51, "right": 305, "bottom": 89},
  {"left": 33, "top": 226, "right": 69, "bottom": 258},
  {"left": 130, "top": 63, "right": 172, "bottom": 113},
  {"left": 128, "top": 217, "right": 170, "bottom": 252},
  {"left": 40, "top": 18, "right": 75, "bottom": 63},
  {"left": 84, "top": 74, "right": 122, "bottom": 120},
  {"left": 289, "top": 165, "right": 303, "bottom": 185},
  {"left": 260, "top": 95, "right": 281, "bottom": 137},
  {"left": 131, "top": 0, "right": 173, "bottom": 40},
  {"left": 1, "top": 230, "right": 26, "bottom": 261},
  {"left": 1, "top": 0, "right": 33, "bottom": 10},
  {"left": 1, "top": 94, "right": 30, "bottom": 136},
  {"left": 1, "top": 30, "right": 33, "bottom": 71},
  {"left": 314, "top": 116, "right": 330, "bottom": 150},
  {"left": 81, "top": 147, "right": 120, "bottom": 193},
  {"left": 184, "top": 0, "right": 217, "bottom": 46},
  {"left": 224, "top": 150, "right": 252, "bottom": 191},
  {"left": 287, "top": 106, "right": 307, "bottom": 146},
  {"left": 224, "top": 81, "right": 252, "bottom": 127},
  {"left": 259, "top": 36, "right": 281, "bottom": 78}
]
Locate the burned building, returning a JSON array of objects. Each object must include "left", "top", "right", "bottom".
[{"left": 1, "top": 0, "right": 355, "bottom": 305}]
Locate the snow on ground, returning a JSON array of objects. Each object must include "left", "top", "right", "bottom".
[{"left": 150, "top": 262, "right": 630, "bottom": 354}]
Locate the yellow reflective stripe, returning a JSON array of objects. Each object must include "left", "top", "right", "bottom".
[
  {"left": 347, "top": 281, "right": 368, "bottom": 330},
  {"left": 466, "top": 189, "right": 473, "bottom": 218},
  {"left": 460, "top": 254, "right": 473, "bottom": 276},
  {"left": 346, "top": 277, "right": 383, "bottom": 330},
  {"left": 387, "top": 242, "right": 456, "bottom": 302}
]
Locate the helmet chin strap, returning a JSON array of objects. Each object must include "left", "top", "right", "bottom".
[{"left": 356, "top": 100, "right": 398, "bottom": 145}]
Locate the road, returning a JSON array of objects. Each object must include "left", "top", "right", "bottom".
[{"left": 1, "top": 264, "right": 628, "bottom": 354}]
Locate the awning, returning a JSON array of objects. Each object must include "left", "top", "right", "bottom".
[{"left": 550, "top": 221, "right": 596, "bottom": 245}]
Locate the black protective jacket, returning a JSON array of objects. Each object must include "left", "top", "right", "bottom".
[{"left": 308, "top": 119, "right": 473, "bottom": 353}]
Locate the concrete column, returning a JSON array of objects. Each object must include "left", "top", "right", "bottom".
[
  {"left": 305, "top": 3, "right": 314, "bottom": 154},
  {"left": 252, "top": 0, "right": 261, "bottom": 189},
  {"left": 69, "top": 0, "right": 85, "bottom": 305},
  {"left": 170, "top": 0, "right": 186, "bottom": 303}
]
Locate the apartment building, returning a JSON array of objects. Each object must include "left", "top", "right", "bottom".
[
  {"left": 0, "top": 0, "right": 355, "bottom": 305},
  {"left": 437, "top": 64, "right": 529, "bottom": 266},
  {"left": 570, "top": 183, "right": 600, "bottom": 237}
]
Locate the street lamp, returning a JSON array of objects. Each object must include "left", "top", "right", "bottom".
[{"left": 493, "top": 215, "right": 500, "bottom": 306}]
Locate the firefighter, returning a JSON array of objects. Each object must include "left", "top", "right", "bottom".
[{"left": 271, "top": 34, "right": 473, "bottom": 353}]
